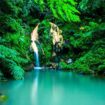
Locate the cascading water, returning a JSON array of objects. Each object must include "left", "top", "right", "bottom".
[
  {"left": 34, "top": 49, "right": 40, "bottom": 67},
  {"left": 31, "top": 41, "right": 41, "bottom": 69}
]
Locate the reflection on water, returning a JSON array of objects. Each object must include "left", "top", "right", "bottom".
[
  {"left": 0, "top": 70, "right": 105, "bottom": 105},
  {"left": 31, "top": 71, "right": 39, "bottom": 105}
]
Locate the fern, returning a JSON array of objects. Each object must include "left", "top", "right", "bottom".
[
  {"left": 0, "top": 45, "right": 28, "bottom": 64},
  {"left": 79, "top": 0, "right": 105, "bottom": 12},
  {"left": 1, "top": 57, "right": 24, "bottom": 80},
  {"left": 70, "top": 45, "right": 105, "bottom": 74},
  {"left": 34, "top": 0, "right": 80, "bottom": 22},
  {"left": 67, "top": 21, "right": 105, "bottom": 74},
  {"left": 9, "top": 63, "right": 24, "bottom": 80},
  {"left": 0, "top": 45, "right": 28, "bottom": 79}
]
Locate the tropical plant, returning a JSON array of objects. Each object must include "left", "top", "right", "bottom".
[
  {"left": 34, "top": 0, "right": 80, "bottom": 22},
  {"left": 0, "top": 0, "right": 34, "bottom": 79},
  {"left": 79, "top": 0, "right": 105, "bottom": 12},
  {"left": 0, "top": 45, "right": 28, "bottom": 79}
]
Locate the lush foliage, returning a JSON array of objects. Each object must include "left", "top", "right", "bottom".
[
  {"left": 34, "top": 0, "right": 80, "bottom": 22},
  {"left": 0, "top": 0, "right": 35, "bottom": 79},
  {"left": 38, "top": 20, "right": 52, "bottom": 65},
  {"left": 79, "top": 0, "right": 105, "bottom": 13},
  {"left": 0, "top": 45, "right": 26, "bottom": 79},
  {"left": 59, "top": 0, "right": 105, "bottom": 75},
  {"left": 0, "top": 0, "right": 105, "bottom": 80}
]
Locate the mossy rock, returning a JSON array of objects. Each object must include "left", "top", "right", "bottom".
[{"left": 0, "top": 94, "right": 8, "bottom": 102}]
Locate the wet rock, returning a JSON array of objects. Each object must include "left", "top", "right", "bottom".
[
  {"left": 67, "top": 58, "right": 72, "bottom": 64},
  {"left": 24, "top": 63, "right": 34, "bottom": 71},
  {"left": 48, "top": 62, "right": 58, "bottom": 69}
]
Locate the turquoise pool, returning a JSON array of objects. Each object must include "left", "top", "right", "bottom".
[{"left": 0, "top": 70, "right": 105, "bottom": 105}]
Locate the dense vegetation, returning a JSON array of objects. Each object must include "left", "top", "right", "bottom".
[{"left": 0, "top": 0, "right": 105, "bottom": 80}]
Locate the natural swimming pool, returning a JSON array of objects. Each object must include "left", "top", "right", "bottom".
[{"left": 0, "top": 70, "right": 105, "bottom": 105}]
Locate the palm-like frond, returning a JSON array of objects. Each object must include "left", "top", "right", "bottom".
[{"left": 34, "top": 0, "right": 80, "bottom": 22}]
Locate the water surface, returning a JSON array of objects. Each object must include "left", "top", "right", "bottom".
[{"left": 0, "top": 70, "right": 105, "bottom": 105}]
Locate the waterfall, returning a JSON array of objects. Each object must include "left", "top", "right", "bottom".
[
  {"left": 34, "top": 50, "right": 40, "bottom": 67},
  {"left": 31, "top": 41, "right": 41, "bottom": 69}
]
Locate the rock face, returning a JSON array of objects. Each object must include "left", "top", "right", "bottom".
[
  {"left": 50, "top": 22, "right": 64, "bottom": 49},
  {"left": 30, "top": 22, "right": 64, "bottom": 65},
  {"left": 30, "top": 22, "right": 64, "bottom": 52},
  {"left": 50, "top": 22, "right": 64, "bottom": 58},
  {"left": 30, "top": 24, "right": 39, "bottom": 52},
  {"left": 31, "top": 24, "right": 39, "bottom": 42}
]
